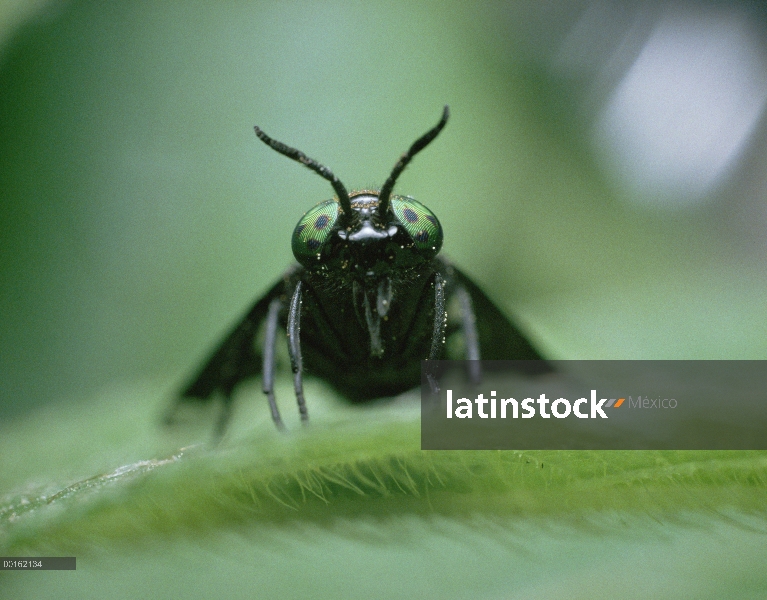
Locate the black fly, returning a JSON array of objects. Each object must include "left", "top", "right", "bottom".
[{"left": 167, "top": 107, "right": 548, "bottom": 435}]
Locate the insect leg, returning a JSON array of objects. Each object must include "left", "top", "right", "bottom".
[
  {"left": 262, "top": 297, "right": 286, "bottom": 430},
  {"left": 287, "top": 281, "right": 309, "bottom": 423},
  {"left": 455, "top": 285, "right": 482, "bottom": 384},
  {"left": 212, "top": 400, "right": 233, "bottom": 441},
  {"left": 425, "top": 273, "right": 447, "bottom": 394}
]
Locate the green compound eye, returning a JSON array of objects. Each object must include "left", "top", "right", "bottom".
[
  {"left": 390, "top": 196, "right": 443, "bottom": 256},
  {"left": 292, "top": 199, "right": 340, "bottom": 263}
]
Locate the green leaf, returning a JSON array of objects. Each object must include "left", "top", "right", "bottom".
[{"left": 2, "top": 384, "right": 766, "bottom": 599}]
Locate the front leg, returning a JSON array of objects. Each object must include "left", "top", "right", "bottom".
[
  {"left": 262, "top": 297, "right": 286, "bottom": 429},
  {"left": 287, "top": 280, "right": 308, "bottom": 423},
  {"left": 425, "top": 272, "right": 446, "bottom": 393}
]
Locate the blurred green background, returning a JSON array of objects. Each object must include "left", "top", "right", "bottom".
[
  {"left": 3, "top": 0, "right": 766, "bottom": 419},
  {"left": 1, "top": 1, "right": 767, "bottom": 598}
]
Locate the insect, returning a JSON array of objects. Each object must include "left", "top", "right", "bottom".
[{"left": 167, "top": 106, "right": 548, "bottom": 435}]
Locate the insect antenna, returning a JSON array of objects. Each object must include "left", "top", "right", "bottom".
[
  {"left": 254, "top": 126, "right": 354, "bottom": 218},
  {"left": 377, "top": 105, "right": 449, "bottom": 219}
]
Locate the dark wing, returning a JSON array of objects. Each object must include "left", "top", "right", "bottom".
[
  {"left": 174, "top": 277, "right": 287, "bottom": 404},
  {"left": 448, "top": 264, "right": 551, "bottom": 371}
]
